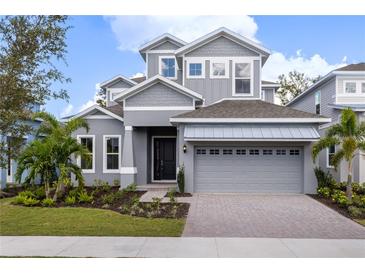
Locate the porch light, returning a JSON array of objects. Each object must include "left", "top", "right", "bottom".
[{"left": 183, "top": 144, "right": 187, "bottom": 153}]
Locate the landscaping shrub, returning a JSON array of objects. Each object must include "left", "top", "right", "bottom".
[
  {"left": 65, "top": 195, "right": 76, "bottom": 206},
  {"left": 68, "top": 187, "right": 80, "bottom": 198},
  {"left": 124, "top": 183, "right": 137, "bottom": 192},
  {"left": 93, "top": 179, "right": 111, "bottom": 193},
  {"left": 177, "top": 165, "right": 185, "bottom": 193},
  {"left": 348, "top": 206, "right": 364, "bottom": 218},
  {"left": 314, "top": 167, "right": 336, "bottom": 188},
  {"left": 32, "top": 187, "right": 46, "bottom": 200},
  {"left": 18, "top": 190, "right": 35, "bottom": 198},
  {"left": 167, "top": 189, "right": 177, "bottom": 203},
  {"left": 13, "top": 195, "right": 27, "bottom": 205},
  {"left": 317, "top": 187, "right": 331, "bottom": 198},
  {"left": 42, "top": 198, "right": 55, "bottom": 207},
  {"left": 151, "top": 197, "right": 162, "bottom": 215},
  {"left": 78, "top": 190, "right": 93, "bottom": 203},
  {"left": 331, "top": 190, "right": 349, "bottom": 208},
  {"left": 22, "top": 197, "right": 40, "bottom": 206},
  {"left": 351, "top": 183, "right": 365, "bottom": 195},
  {"left": 112, "top": 179, "right": 120, "bottom": 187},
  {"left": 101, "top": 193, "right": 115, "bottom": 205},
  {"left": 352, "top": 195, "right": 365, "bottom": 208}
]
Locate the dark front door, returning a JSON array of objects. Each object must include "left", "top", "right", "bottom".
[{"left": 153, "top": 138, "right": 176, "bottom": 181}]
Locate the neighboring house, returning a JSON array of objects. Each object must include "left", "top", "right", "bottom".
[
  {"left": 0, "top": 104, "right": 42, "bottom": 189},
  {"left": 67, "top": 27, "right": 330, "bottom": 193},
  {"left": 287, "top": 63, "right": 365, "bottom": 184}
]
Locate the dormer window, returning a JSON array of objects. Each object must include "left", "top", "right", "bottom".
[
  {"left": 159, "top": 57, "right": 176, "bottom": 79},
  {"left": 345, "top": 82, "right": 356, "bottom": 93},
  {"left": 234, "top": 62, "right": 251, "bottom": 95}
]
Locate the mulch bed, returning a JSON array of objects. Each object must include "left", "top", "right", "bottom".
[
  {"left": 0, "top": 186, "right": 24, "bottom": 198},
  {"left": 164, "top": 192, "right": 192, "bottom": 198},
  {"left": 308, "top": 194, "right": 355, "bottom": 219}
]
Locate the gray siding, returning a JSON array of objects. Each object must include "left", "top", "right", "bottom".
[
  {"left": 147, "top": 53, "right": 182, "bottom": 84},
  {"left": 106, "top": 79, "right": 134, "bottom": 106},
  {"left": 185, "top": 36, "right": 259, "bottom": 57},
  {"left": 184, "top": 59, "right": 261, "bottom": 105},
  {"left": 125, "top": 82, "right": 193, "bottom": 107},
  {"left": 290, "top": 78, "right": 337, "bottom": 121},
  {"left": 150, "top": 40, "right": 180, "bottom": 50},
  {"left": 72, "top": 118, "right": 124, "bottom": 186},
  {"left": 263, "top": 88, "right": 274, "bottom": 103},
  {"left": 124, "top": 109, "right": 191, "bottom": 127}
]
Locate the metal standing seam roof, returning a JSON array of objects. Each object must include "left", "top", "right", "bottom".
[{"left": 184, "top": 124, "right": 320, "bottom": 140}]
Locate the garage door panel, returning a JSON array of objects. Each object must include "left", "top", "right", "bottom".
[{"left": 194, "top": 146, "right": 303, "bottom": 193}]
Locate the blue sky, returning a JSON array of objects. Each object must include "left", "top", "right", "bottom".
[{"left": 46, "top": 16, "right": 365, "bottom": 118}]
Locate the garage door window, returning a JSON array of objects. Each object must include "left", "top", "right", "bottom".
[
  {"left": 249, "top": 149, "right": 259, "bottom": 155},
  {"left": 209, "top": 149, "right": 220, "bottom": 155},
  {"left": 290, "top": 149, "right": 300, "bottom": 155},
  {"left": 236, "top": 149, "right": 246, "bottom": 155},
  {"left": 263, "top": 149, "right": 273, "bottom": 155},
  {"left": 223, "top": 149, "right": 233, "bottom": 155},
  {"left": 276, "top": 149, "right": 286, "bottom": 155},
  {"left": 196, "top": 149, "right": 206, "bottom": 155}
]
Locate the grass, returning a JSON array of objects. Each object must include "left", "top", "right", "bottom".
[
  {"left": 0, "top": 198, "right": 185, "bottom": 237},
  {"left": 355, "top": 219, "right": 365, "bottom": 226}
]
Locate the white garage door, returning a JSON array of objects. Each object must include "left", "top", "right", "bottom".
[{"left": 194, "top": 146, "right": 303, "bottom": 193}]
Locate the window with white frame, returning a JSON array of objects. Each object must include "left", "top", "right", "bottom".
[
  {"left": 78, "top": 136, "right": 94, "bottom": 172},
  {"left": 210, "top": 59, "right": 229, "bottom": 78},
  {"left": 234, "top": 62, "right": 251, "bottom": 95},
  {"left": 109, "top": 89, "right": 125, "bottom": 101},
  {"left": 160, "top": 57, "right": 176, "bottom": 78},
  {"left": 327, "top": 145, "right": 336, "bottom": 168},
  {"left": 104, "top": 136, "right": 121, "bottom": 172},
  {"left": 315, "top": 91, "right": 321, "bottom": 115},
  {"left": 189, "top": 63, "right": 202, "bottom": 77},
  {"left": 344, "top": 82, "right": 357, "bottom": 93}
]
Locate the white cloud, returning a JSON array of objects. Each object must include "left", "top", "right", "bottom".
[
  {"left": 61, "top": 104, "right": 74, "bottom": 117},
  {"left": 262, "top": 51, "right": 347, "bottom": 81},
  {"left": 79, "top": 91, "right": 101, "bottom": 112},
  {"left": 131, "top": 72, "right": 145, "bottom": 78},
  {"left": 105, "top": 16, "right": 258, "bottom": 52}
]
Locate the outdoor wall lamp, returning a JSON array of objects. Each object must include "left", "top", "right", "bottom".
[{"left": 183, "top": 144, "right": 187, "bottom": 153}]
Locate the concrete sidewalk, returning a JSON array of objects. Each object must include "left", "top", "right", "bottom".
[{"left": 1, "top": 236, "right": 364, "bottom": 258}]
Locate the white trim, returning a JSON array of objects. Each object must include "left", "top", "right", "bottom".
[
  {"left": 158, "top": 55, "right": 178, "bottom": 80},
  {"left": 85, "top": 115, "right": 114, "bottom": 119},
  {"left": 232, "top": 58, "right": 254, "bottom": 97},
  {"left": 103, "top": 135, "right": 122, "bottom": 174},
  {"left": 113, "top": 75, "right": 203, "bottom": 101},
  {"left": 175, "top": 27, "right": 270, "bottom": 57},
  {"left": 262, "top": 84, "right": 280, "bottom": 88},
  {"left": 170, "top": 117, "right": 332, "bottom": 123},
  {"left": 328, "top": 104, "right": 365, "bottom": 111},
  {"left": 333, "top": 71, "right": 365, "bottom": 76},
  {"left": 326, "top": 146, "right": 335, "bottom": 169},
  {"left": 124, "top": 106, "right": 195, "bottom": 111},
  {"left": 125, "top": 126, "right": 133, "bottom": 131},
  {"left": 146, "top": 49, "right": 176, "bottom": 54},
  {"left": 151, "top": 136, "right": 177, "bottom": 183},
  {"left": 209, "top": 58, "right": 230, "bottom": 79},
  {"left": 146, "top": 53, "right": 149, "bottom": 78},
  {"left": 185, "top": 138, "right": 319, "bottom": 142},
  {"left": 77, "top": 135, "right": 95, "bottom": 173},
  {"left": 139, "top": 33, "right": 186, "bottom": 52},
  {"left": 6, "top": 159, "right": 14, "bottom": 183},
  {"left": 64, "top": 104, "right": 123, "bottom": 122},
  {"left": 186, "top": 58, "right": 206, "bottom": 79},
  {"left": 109, "top": 88, "right": 126, "bottom": 101},
  {"left": 120, "top": 167, "right": 138, "bottom": 174},
  {"left": 100, "top": 75, "right": 137, "bottom": 89}
]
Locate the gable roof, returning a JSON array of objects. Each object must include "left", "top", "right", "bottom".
[
  {"left": 287, "top": 63, "right": 365, "bottom": 106},
  {"left": 63, "top": 104, "right": 124, "bottom": 122},
  {"left": 170, "top": 99, "right": 330, "bottom": 123},
  {"left": 100, "top": 75, "right": 137, "bottom": 89},
  {"left": 175, "top": 27, "right": 271, "bottom": 63},
  {"left": 113, "top": 74, "right": 203, "bottom": 102}
]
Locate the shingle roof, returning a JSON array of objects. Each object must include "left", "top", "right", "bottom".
[
  {"left": 173, "top": 100, "right": 326, "bottom": 119},
  {"left": 104, "top": 104, "right": 124, "bottom": 118},
  {"left": 334, "top": 63, "right": 365, "bottom": 72}
]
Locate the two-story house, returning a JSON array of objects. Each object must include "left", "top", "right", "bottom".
[
  {"left": 67, "top": 27, "right": 330, "bottom": 194},
  {"left": 287, "top": 63, "right": 365, "bottom": 184}
]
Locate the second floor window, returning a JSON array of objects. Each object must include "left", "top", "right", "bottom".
[
  {"left": 315, "top": 91, "right": 321, "bottom": 114},
  {"left": 345, "top": 82, "right": 356, "bottom": 93},
  {"left": 160, "top": 57, "right": 176, "bottom": 78},
  {"left": 234, "top": 63, "right": 251, "bottom": 95},
  {"left": 189, "top": 63, "right": 202, "bottom": 76}
]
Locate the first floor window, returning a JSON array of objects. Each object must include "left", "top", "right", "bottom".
[
  {"left": 345, "top": 82, "right": 356, "bottom": 93},
  {"left": 79, "top": 136, "right": 94, "bottom": 171},
  {"left": 105, "top": 136, "right": 120, "bottom": 170},
  {"left": 235, "top": 63, "right": 251, "bottom": 94},
  {"left": 189, "top": 63, "right": 202, "bottom": 76},
  {"left": 327, "top": 145, "right": 336, "bottom": 168},
  {"left": 160, "top": 57, "right": 176, "bottom": 78}
]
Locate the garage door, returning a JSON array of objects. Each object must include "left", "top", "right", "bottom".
[{"left": 194, "top": 146, "right": 303, "bottom": 193}]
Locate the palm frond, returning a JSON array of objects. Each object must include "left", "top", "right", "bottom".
[
  {"left": 331, "top": 149, "right": 345, "bottom": 171},
  {"left": 312, "top": 136, "right": 339, "bottom": 162}
]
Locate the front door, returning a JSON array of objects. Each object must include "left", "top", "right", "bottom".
[{"left": 153, "top": 137, "right": 176, "bottom": 181}]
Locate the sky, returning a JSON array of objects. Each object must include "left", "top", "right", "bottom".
[{"left": 45, "top": 16, "right": 365, "bottom": 118}]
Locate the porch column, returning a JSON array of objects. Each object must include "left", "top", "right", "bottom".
[{"left": 120, "top": 126, "right": 137, "bottom": 189}]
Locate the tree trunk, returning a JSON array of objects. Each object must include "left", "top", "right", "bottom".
[
  {"left": 346, "top": 161, "right": 353, "bottom": 201},
  {"left": 45, "top": 181, "right": 50, "bottom": 199}
]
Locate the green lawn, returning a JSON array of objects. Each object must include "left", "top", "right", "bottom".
[
  {"left": 0, "top": 198, "right": 185, "bottom": 237},
  {"left": 355, "top": 219, "right": 365, "bottom": 226}
]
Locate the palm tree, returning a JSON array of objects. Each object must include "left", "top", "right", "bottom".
[
  {"left": 312, "top": 108, "right": 365, "bottom": 201},
  {"left": 15, "top": 112, "right": 90, "bottom": 200}
]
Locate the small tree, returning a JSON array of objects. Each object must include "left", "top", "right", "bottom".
[
  {"left": 277, "top": 70, "right": 320, "bottom": 105},
  {"left": 312, "top": 108, "right": 365, "bottom": 201},
  {"left": 177, "top": 165, "right": 185, "bottom": 193}
]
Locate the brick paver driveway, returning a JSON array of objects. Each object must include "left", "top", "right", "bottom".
[{"left": 183, "top": 194, "right": 365, "bottom": 238}]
